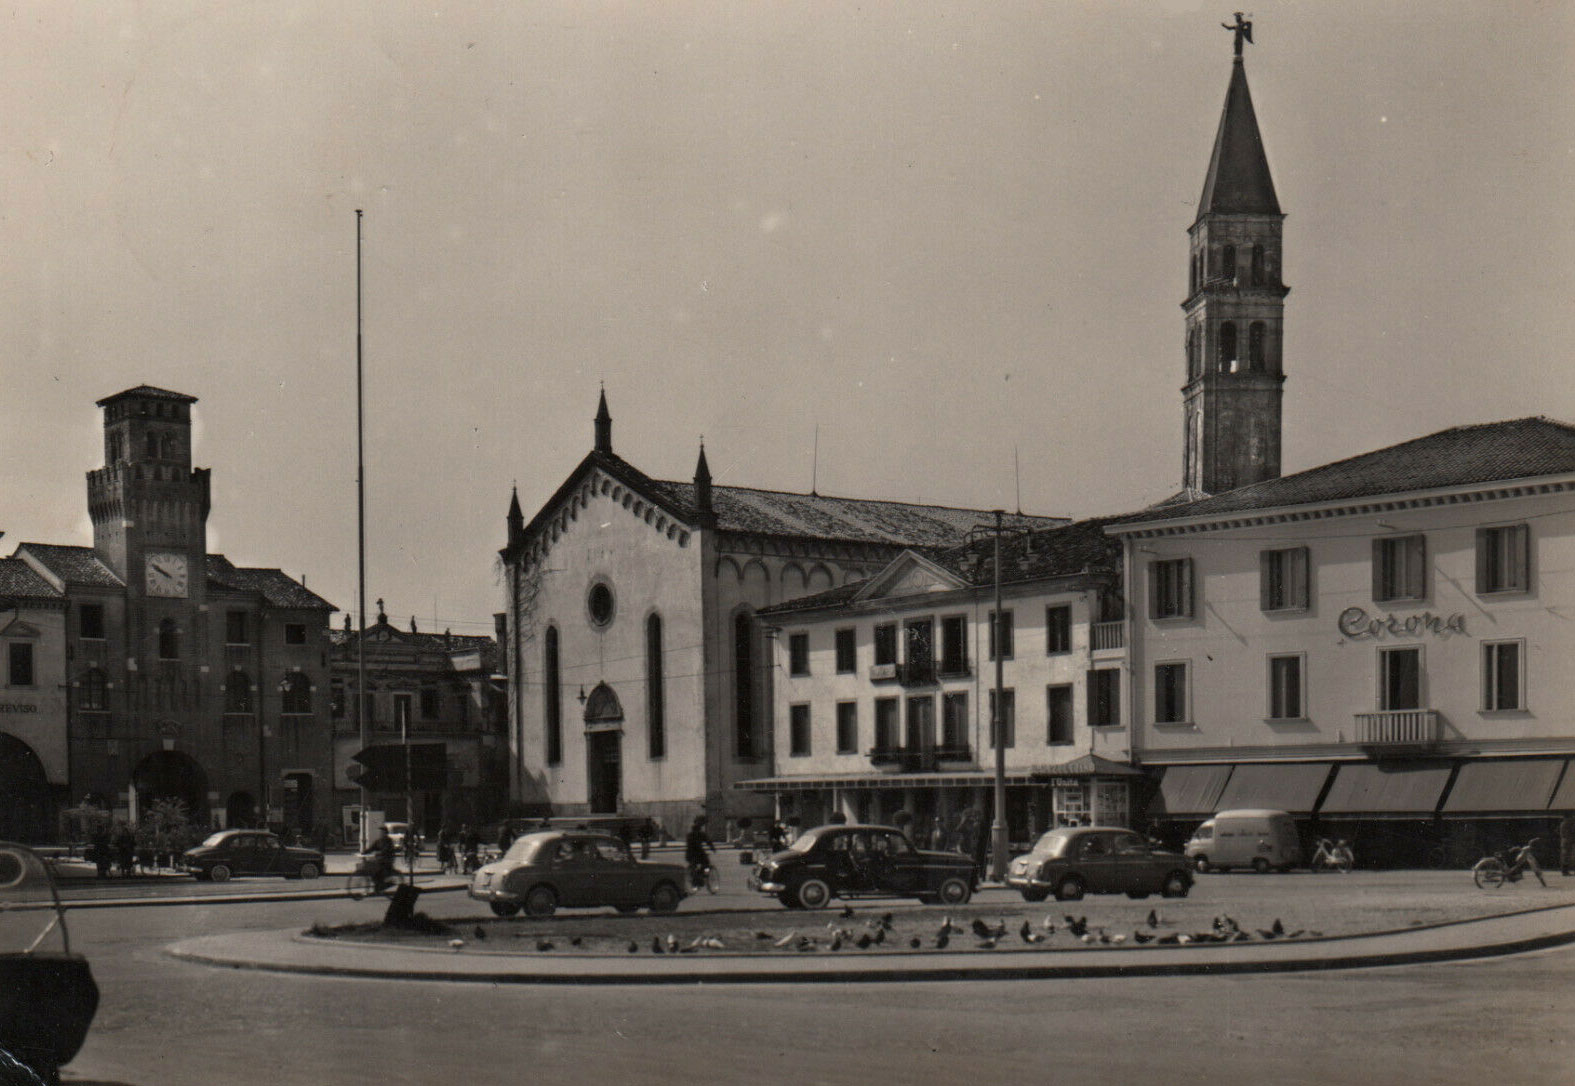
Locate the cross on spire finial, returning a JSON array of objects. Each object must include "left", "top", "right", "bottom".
[{"left": 1222, "top": 12, "right": 1253, "bottom": 59}]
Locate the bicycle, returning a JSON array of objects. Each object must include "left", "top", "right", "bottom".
[
  {"left": 1310, "top": 837, "right": 1354, "bottom": 873},
  {"left": 1472, "top": 838, "right": 1547, "bottom": 889},
  {"left": 345, "top": 859, "right": 394, "bottom": 901},
  {"left": 688, "top": 859, "right": 721, "bottom": 894}
]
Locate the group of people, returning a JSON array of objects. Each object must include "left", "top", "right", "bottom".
[{"left": 88, "top": 823, "right": 139, "bottom": 878}]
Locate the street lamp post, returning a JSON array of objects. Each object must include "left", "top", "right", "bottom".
[{"left": 990, "top": 510, "right": 1009, "bottom": 882}]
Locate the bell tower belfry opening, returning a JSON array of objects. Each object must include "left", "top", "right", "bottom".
[{"left": 1181, "top": 17, "right": 1289, "bottom": 496}]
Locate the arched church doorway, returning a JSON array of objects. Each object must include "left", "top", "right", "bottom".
[
  {"left": 131, "top": 750, "right": 208, "bottom": 826},
  {"left": 0, "top": 734, "right": 55, "bottom": 843},
  {"left": 583, "top": 683, "right": 623, "bottom": 814}
]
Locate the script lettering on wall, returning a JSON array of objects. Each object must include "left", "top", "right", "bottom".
[{"left": 1337, "top": 606, "right": 1467, "bottom": 641}]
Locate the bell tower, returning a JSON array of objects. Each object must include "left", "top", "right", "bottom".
[
  {"left": 87, "top": 385, "right": 211, "bottom": 594},
  {"left": 1181, "top": 17, "right": 1289, "bottom": 496}
]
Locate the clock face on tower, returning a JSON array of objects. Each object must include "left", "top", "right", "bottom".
[{"left": 144, "top": 552, "right": 190, "bottom": 597}]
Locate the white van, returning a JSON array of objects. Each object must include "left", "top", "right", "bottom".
[{"left": 1184, "top": 809, "right": 1301, "bottom": 873}]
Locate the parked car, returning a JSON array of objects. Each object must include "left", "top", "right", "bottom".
[
  {"left": 0, "top": 842, "right": 97, "bottom": 1084},
  {"left": 749, "top": 823, "right": 976, "bottom": 909},
  {"left": 1184, "top": 809, "right": 1302, "bottom": 873},
  {"left": 384, "top": 822, "right": 411, "bottom": 850},
  {"left": 468, "top": 830, "right": 688, "bottom": 917},
  {"left": 1006, "top": 826, "right": 1192, "bottom": 902},
  {"left": 183, "top": 830, "right": 326, "bottom": 882}
]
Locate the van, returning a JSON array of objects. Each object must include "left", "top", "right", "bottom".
[{"left": 1184, "top": 809, "right": 1301, "bottom": 873}]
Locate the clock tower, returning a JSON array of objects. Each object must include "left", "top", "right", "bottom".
[
  {"left": 87, "top": 386, "right": 211, "bottom": 598},
  {"left": 1180, "top": 28, "right": 1288, "bottom": 496}
]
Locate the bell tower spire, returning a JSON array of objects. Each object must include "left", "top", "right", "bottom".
[{"left": 1181, "top": 20, "right": 1289, "bottom": 496}]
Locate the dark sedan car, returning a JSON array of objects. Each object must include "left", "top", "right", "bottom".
[
  {"left": 183, "top": 830, "right": 325, "bottom": 882},
  {"left": 1006, "top": 826, "right": 1192, "bottom": 902},
  {"left": 749, "top": 824, "right": 976, "bottom": 909},
  {"left": 468, "top": 831, "right": 688, "bottom": 917}
]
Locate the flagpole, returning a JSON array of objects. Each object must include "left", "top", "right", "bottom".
[{"left": 356, "top": 209, "right": 369, "bottom": 854}]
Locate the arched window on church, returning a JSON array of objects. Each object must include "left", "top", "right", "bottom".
[
  {"left": 1218, "top": 322, "right": 1238, "bottom": 371},
  {"left": 1187, "top": 326, "right": 1200, "bottom": 379},
  {"left": 226, "top": 670, "right": 253, "bottom": 714},
  {"left": 1249, "top": 322, "right": 1267, "bottom": 372},
  {"left": 1220, "top": 245, "right": 1236, "bottom": 283},
  {"left": 646, "top": 613, "right": 665, "bottom": 760},
  {"left": 1251, "top": 245, "right": 1266, "bottom": 285},
  {"left": 1189, "top": 253, "right": 1198, "bottom": 295},
  {"left": 734, "top": 612, "right": 755, "bottom": 759},
  {"left": 544, "top": 626, "right": 562, "bottom": 765},
  {"left": 80, "top": 668, "right": 107, "bottom": 711},
  {"left": 281, "top": 673, "right": 311, "bottom": 714},
  {"left": 158, "top": 619, "right": 180, "bottom": 660}
]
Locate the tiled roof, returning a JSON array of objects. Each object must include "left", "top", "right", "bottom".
[
  {"left": 95, "top": 385, "right": 197, "bottom": 407},
  {"left": 0, "top": 559, "right": 65, "bottom": 601},
  {"left": 761, "top": 517, "right": 1122, "bottom": 616},
  {"left": 206, "top": 555, "right": 336, "bottom": 610},
  {"left": 15, "top": 544, "right": 124, "bottom": 588},
  {"left": 328, "top": 623, "right": 499, "bottom": 670},
  {"left": 1111, "top": 417, "right": 1575, "bottom": 529},
  {"left": 655, "top": 480, "right": 1064, "bottom": 548}
]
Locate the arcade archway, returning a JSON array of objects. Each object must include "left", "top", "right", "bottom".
[
  {"left": 0, "top": 734, "right": 54, "bottom": 843},
  {"left": 131, "top": 750, "right": 208, "bottom": 825}
]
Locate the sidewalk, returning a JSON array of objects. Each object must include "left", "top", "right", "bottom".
[{"left": 165, "top": 900, "right": 1575, "bottom": 986}]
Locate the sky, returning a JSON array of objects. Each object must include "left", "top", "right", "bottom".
[{"left": 1, "top": 1, "right": 1571, "bottom": 636}]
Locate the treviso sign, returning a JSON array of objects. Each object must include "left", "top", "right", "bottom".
[
  {"left": 0, "top": 703, "right": 39, "bottom": 714},
  {"left": 1338, "top": 606, "right": 1467, "bottom": 641}
]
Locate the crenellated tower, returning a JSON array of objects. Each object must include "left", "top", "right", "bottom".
[{"left": 1181, "top": 19, "right": 1289, "bottom": 496}]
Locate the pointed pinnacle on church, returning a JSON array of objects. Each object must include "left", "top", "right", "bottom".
[
  {"left": 594, "top": 388, "right": 613, "bottom": 453},
  {"left": 693, "top": 439, "right": 715, "bottom": 526},
  {"left": 506, "top": 485, "right": 524, "bottom": 550},
  {"left": 1195, "top": 44, "right": 1280, "bottom": 222}
]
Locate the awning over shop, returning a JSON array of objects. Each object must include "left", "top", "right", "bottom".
[
  {"left": 734, "top": 771, "right": 1036, "bottom": 793},
  {"left": 1547, "top": 762, "right": 1575, "bottom": 812},
  {"left": 1147, "top": 765, "right": 1233, "bottom": 819},
  {"left": 1319, "top": 763, "right": 1451, "bottom": 817},
  {"left": 1441, "top": 758, "right": 1564, "bottom": 815},
  {"left": 1213, "top": 762, "right": 1333, "bottom": 816}
]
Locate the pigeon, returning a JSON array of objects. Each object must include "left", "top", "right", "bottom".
[
  {"left": 535, "top": 938, "right": 554, "bottom": 951},
  {"left": 909, "top": 936, "right": 922, "bottom": 949},
  {"left": 873, "top": 928, "right": 886, "bottom": 945},
  {"left": 570, "top": 936, "right": 583, "bottom": 947},
  {"left": 1097, "top": 931, "right": 1112, "bottom": 945},
  {"left": 1271, "top": 918, "right": 1285, "bottom": 936},
  {"left": 1133, "top": 931, "right": 1155, "bottom": 944},
  {"left": 1111, "top": 934, "right": 1126, "bottom": 945},
  {"left": 448, "top": 938, "right": 465, "bottom": 951},
  {"left": 1146, "top": 909, "right": 1159, "bottom": 928},
  {"left": 705, "top": 937, "right": 725, "bottom": 950},
  {"left": 829, "top": 932, "right": 843, "bottom": 951},
  {"left": 1066, "top": 916, "right": 1089, "bottom": 938},
  {"left": 666, "top": 934, "right": 679, "bottom": 953},
  {"left": 972, "top": 918, "right": 1008, "bottom": 940},
  {"left": 839, "top": 905, "right": 856, "bottom": 919},
  {"left": 626, "top": 939, "right": 639, "bottom": 953},
  {"left": 1286, "top": 930, "right": 1306, "bottom": 939},
  {"left": 939, "top": 916, "right": 956, "bottom": 937},
  {"left": 935, "top": 930, "right": 950, "bottom": 950},
  {"left": 1256, "top": 928, "right": 1280, "bottom": 940},
  {"left": 1157, "top": 933, "right": 1181, "bottom": 945},
  {"left": 652, "top": 936, "right": 665, "bottom": 954},
  {"left": 1041, "top": 916, "right": 1056, "bottom": 933},
  {"left": 856, "top": 932, "right": 873, "bottom": 949},
  {"left": 795, "top": 936, "right": 817, "bottom": 952},
  {"left": 1080, "top": 933, "right": 1097, "bottom": 944},
  {"left": 755, "top": 930, "right": 774, "bottom": 940},
  {"left": 1232, "top": 931, "right": 1251, "bottom": 943},
  {"left": 473, "top": 925, "right": 487, "bottom": 941},
  {"left": 879, "top": 912, "right": 895, "bottom": 930},
  {"left": 1019, "top": 922, "right": 1045, "bottom": 945},
  {"left": 774, "top": 930, "right": 798, "bottom": 948},
  {"left": 976, "top": 937, "right": 998, "bottom": 950}
]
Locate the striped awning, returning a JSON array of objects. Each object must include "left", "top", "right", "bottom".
[
  {"left": 1147, "top": 765, "right": 1233, "bottom": 818},
  {"left": 1442, "top": 759, "right": 1565, "bottom": 815}
]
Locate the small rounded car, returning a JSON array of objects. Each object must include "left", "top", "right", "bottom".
[
  {"left": 1006, "top": 826, "right": 1192, "bottom": 903},
  {"left": 749, "top": 823, "right": 976, "bottom": 909},
  {"left": 468, "top": 830, "right": 688, "bottom": 917},
  {"left": 183, "top": 829, "right": 326, "bottom": 882}
]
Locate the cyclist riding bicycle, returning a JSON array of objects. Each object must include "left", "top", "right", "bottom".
[
  {"left": 362, "top": 826, "right": 397, "bottom": 895},
  {"left": 685, "top": 815, "right": 716, "bottom": 889}
]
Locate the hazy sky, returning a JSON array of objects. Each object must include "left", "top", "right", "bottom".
[{"left": 2, "top": 1, "right": 1571, "bottom": 635}]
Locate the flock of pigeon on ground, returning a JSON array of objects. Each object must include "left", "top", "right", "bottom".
[{"left": 443, "top": 907, "right": 1323, "bottom": 954}]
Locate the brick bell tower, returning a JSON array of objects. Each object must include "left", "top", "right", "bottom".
[
  {"left": 1181, "top": 15, "right": 1289, "bottom": 496},
  {"left": 87, "top": 385, "right": 211, "bottom": 595}
]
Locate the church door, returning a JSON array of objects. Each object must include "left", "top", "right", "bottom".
[{"left": 583, "top": 683, "right": 624, "bottom": 814}]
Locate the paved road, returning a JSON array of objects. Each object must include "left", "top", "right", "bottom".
[{"left": 53, "top": 871, "right": 1575, "bottom": 1086}]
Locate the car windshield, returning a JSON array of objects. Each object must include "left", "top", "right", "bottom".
[
  {"left": 786, "top": 831, "right": 820, "bottom": 853},
  {"left": 200, "top": 832, "right": 230, "bottom": 847},
  {"left": 502, "top": 837, "right": 547, "bottom": 863},
  {"left": 1027, "top": 831, "right": 1072, "bottom": 859}
]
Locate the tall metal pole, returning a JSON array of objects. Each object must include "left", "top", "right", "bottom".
[
  {"left": 990, "top": 509, "right": 1008, "bottom": 880},
  {"left": 355, "top": 209, "right": 369, "bottom": 853}
]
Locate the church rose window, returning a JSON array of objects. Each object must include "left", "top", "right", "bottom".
[{"left": 587, "top": 582, "right": 615, "bottom": 627}]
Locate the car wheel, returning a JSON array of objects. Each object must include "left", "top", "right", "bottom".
[
  {"left": 936, "top": 876, "right": 972, "bottom": 906},
  {"left": 649, "top": 882, "right": 681, "bottom": 914},
  {"left": 1252, "top": 858, "right": 1272, "bottom": 874},
  {"left": 297, "top": 862, "right": 321, "bottom": 880},
  {"left": 1054, "top": 875, "right": 1086, "bottom": 902},
  {"left": 210, "top": 863, "right": 232, "bottom": 883},
  {"left": 490, "top": 901, "right": 522, "bottom": 917},
  {"left": 1191, "top": 856, "right": 1211, "bottom": 873},
  {"left": 1161, "top": 871, "right": 1191, "bottom": 898},
  {"left": 1020, "top": 887, "right": 1049, "bottom": 903},
  {"left": 523, "top": 885, "right": 558, "bottom": 917},
  {"left": 794, "top": 877, "right": 832, "bottom": 910}
]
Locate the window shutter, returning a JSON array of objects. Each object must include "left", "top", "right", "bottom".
[
  {"left": 1410, "top": 535, "right": 1427, "bottom": 598},
  {"left": 1147, "top": 563, "right": 1159, "bottom": 619},
  {"left": 1475, "top": 528, "right": 1489, "bottom": 594},
  {"left": 1371, "top": 539, "right": 1385, "bottom": 600},
  {"left": 1259, "top": 551, "right": 1273, "bottom": 611},
  {"left": 1291, "top": 547, "right": 1309, "bottom": 608},
  {"left": 1182, "top": 559, "right": 1195, "bottom": 617},
  {"left": 1513, "top": 524, "right": 1531, "bottom": 591}
]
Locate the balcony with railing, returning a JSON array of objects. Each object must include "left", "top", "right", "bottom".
[
  {"left": 867, "top": 743, "right": 974, "bottom": 773},
  {"left": 1091, "top": 621, "right": 1125, "bottom": 652},
  {"left": 1354, "top": 709, "right": 1440, "bottom": 746}
]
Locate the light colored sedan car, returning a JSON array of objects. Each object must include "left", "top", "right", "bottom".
[
  {"left": 469, "top": 830, "right": 688, "bottom": 917},
  {"left": 1006, "top": 826, "right": 1192, "bottom": 902}
]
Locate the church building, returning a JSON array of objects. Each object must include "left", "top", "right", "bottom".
[{"left": 498, "top": 393, "right": 1064, "bottom": 833}]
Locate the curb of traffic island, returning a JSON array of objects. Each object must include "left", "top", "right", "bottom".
[
  {"left": 162, "top": 901, "right": 1575, "bottom": 985},
  {"left": 41, "top": 881, "right": 467, "bottom": 912}
]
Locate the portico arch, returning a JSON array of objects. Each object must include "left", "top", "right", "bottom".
[
  {"left": 131, "top": 749, "right": 208, "bottom": 825},
  {"left": 0, "top": 734, "right": 54, "bottom": 843}
]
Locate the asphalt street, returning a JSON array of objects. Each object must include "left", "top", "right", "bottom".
[{"left": 43, "top": 863, "right": 1575, "bottom": 1086}]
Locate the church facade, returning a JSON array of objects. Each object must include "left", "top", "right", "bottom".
[
  {"left": 2, "top": 386, "right": 336, "bottom": 842},
  {"left": 498, "top": 395, "right": 1064, "bottom": 834}
]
